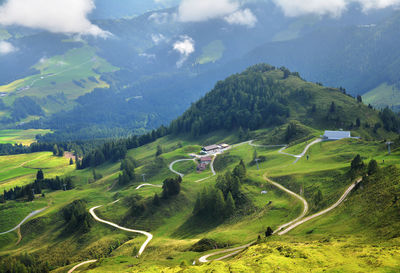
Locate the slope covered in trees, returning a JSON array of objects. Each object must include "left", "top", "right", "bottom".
[{"left": 170, "top": 64, "right": 396, "bottom": 137}]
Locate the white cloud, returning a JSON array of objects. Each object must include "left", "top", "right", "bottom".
[
  {"left": 151, "top": 33, "right": 167, "bottom": 45},
  {"left": 272, "top": 0, "right": 347, "bottom": 17},
  {"left": 0, "top": 41, "right": 17, "bottom": 54},
  {"left": 272, "top": 0, "right": 400, "bottom": 17},
  {"left": 224, "top": 8, "right": 257, "bottom": 27},
  {"left": 173, "top": 35, "right": 195, "bottom": 68},
  {"left": 358, "top": 0, "right": 400, "bottom": 10},
  {"left": 178, "top": 0, "right": 239, "bottom": 22},
  {"left": 177, "top": 0, "right": 258, "bottom": 27},
  {"left": 148, "top": 12, "right": 173, "bottom": 24},
  {"left": 0, "top": 0, "right": 110, "bottom": 37}
]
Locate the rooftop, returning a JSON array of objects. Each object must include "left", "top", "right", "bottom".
[
  {"left": 203, "top": 144, "right": 220, "bottom": 151},
  {"left": 323, "top": 130, "right": 351, "bottom": 140}
]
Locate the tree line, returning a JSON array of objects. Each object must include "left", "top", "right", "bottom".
[
  {"left": 1, "top": 170, "right": 73, "bottom": 202},
  {"left": 0, "top": 142, "right": 62, "bottom": 156},
  {"left": 0, "top": 252, "right": 50, "bottom": 273},
  {"left": 76, "top": 125, "right": 168, "bottom": 169}
]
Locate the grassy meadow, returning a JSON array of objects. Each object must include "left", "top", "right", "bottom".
[
  {"left": 0, "top": 46, "right": 118, "bottom": 121},
  {"left": 0, "top": 129, "right": 51, "bottom": 145},
  {"left": 1, "top": 128, "right": 399, "bottom": 272}
]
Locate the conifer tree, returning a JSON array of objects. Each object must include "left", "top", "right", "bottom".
[
  {"left": 156, "top": 145, "right": 163, "bottom": 157},
  {"left": 153, "top": 194, "right": 161, "bottom": 206},
  {"left": 225, "top": 192, "right": 235, "bottom": 217},
  {"left": 214, "top": 189, "right": 226, "bottom": 218},
  {"left": 36, "top": 169, "right": 44, "bottom": 180},
  {"left": 368, "top": 159, "right": 378, "bottom": 175}
]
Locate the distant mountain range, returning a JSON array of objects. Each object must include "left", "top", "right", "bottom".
[{"left": 0, "top": 1, "right": 399, "bottom": 138}]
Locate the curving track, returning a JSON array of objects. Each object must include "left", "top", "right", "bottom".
[
  {"left": 169, "top": 159, "right": 195, "bottom": 177},
  {"left": 278, "top": 138, "right": 322, "bottom": 163},
  {"left": 135, "top": 183, "right": 162, "bottom": 190},
  {"left": 263, "top": 175, "right": 309, "bottom": 234},
  {"left": 89, "top": 206, "right": 153, "bottom": 256},
  {"left": 277, "top": 177, "right": 362, "bottom": 235},
  {"left": 67, "top": 260, "right": 97, "bottom": 273},
  {"left": 0, "top": 207, "right": 47, "bottom": 235},
  {"left": 198, "top": 138, "right": 360, "bottom": 263}
]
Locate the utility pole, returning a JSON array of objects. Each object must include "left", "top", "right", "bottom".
[
  {"left": 142, "top": 174, "right": 146, "bottom": 182},
  {"left": 386, "top": 142, "right": 393, "bottom": 155},
  {"left": 254, "top": 158, "right": 261, "bottom": 170}
]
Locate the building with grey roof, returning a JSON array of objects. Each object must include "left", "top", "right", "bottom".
[{"left": 323, "top": 130, "right": 351, "bottom": 140}]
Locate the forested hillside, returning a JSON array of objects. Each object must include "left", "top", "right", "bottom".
[
  {"left": 170, "top": 64, "right": 396, "bottom": 138},
  {"left": 238, "top": 11, "right": 400, "bottom": 100}
]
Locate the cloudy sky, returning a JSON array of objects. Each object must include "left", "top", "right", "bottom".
[
  {"left": 0, "top": 0, "right": 399, "bottom": 38},
  {"left": 0, "top": 0, "right": 109, "bottom": 37}
]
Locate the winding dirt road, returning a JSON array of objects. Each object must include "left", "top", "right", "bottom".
[
  {"left": 169, "top": 159, "right": 195, "bottom": 177},
  {"left": 135, "top": 183, "right": 162, "bottom": 190},
  {"left": 89, "top": 206, "right": 153, "bottom": 256},
  {"left": 0, "top": 207, "right": 47, "bottom": 235},
  {"left": 263, "top": 175, "right": 309, "bottom": 234},
  {"left": 198, "top": 138, "right": 359, "bottom": 263},
  {"left": 198, "top": 242, "right": 254, "bottom": 263},
  {"left": 277, "top": 177, "right": 362, "bottom": 235},
  {"left": 67, "top": 260, "right": 97, "bottom": 273},
  {"left": 278, "top": 138, "right": 322, "bottom": 163}
]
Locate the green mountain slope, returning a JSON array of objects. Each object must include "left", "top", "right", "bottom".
[
  {"left": 1, "top": 64, "right": 400, "bottom": 272},
  {"left": 170, "top": 64, "right": 393, "bottom": 140},
  {"left": 0, "top": 46, "right": 118, "bottom": 126},
  {"left": 363, "top": 83, "right": 400, "bottom": 111}
]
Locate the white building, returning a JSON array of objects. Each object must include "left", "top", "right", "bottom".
[{"left": 323, "top": 130, "right": 351, "bottom": 140}]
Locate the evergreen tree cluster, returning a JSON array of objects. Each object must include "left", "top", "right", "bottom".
[
  {"left": 0, "top": 253, "right": 50, "bottom": 273},
  {"left": 349, "top": 154, "right": 379, "bottom": 179},
  {"left": 193, "top": 161, "right": 246, "bottom": 220},
  {"left": 9, "top": 96, "right": 44, "bottom": 121},
  {"left": 77, "top": 126, "right": 168, "bottom": 169},
  {"left": 0, "top": 142, "right": 61, "bottom": 156},
  {"left": 62, "top": 200, "right": 93, "bottom": 234},
  {"left": 52, "top": 144, "right": 64, "bottom": 157},
  {"left": 162, "top": 176, "right": 182, "bottom": 199},
  {"left": 170, "top": 65, "right": 291, "bottom": 136},
  {"left": 1, "top": 170, "right": 73, "bottom": 202},
  {"left": 118, "top": 157, "right": 136, "bottom": 185},
  {"left": 351, "top": 154, "right": 365, "bottom": 172},
  {"left": 380, "top": 107, "right": 400, "bottom": 133}
]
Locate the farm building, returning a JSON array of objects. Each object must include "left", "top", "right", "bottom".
[
  {"left": 200, "top": 157, "right": 213, "bottom": 164},
  {"left": 202, "top": 144, "right": 220, "bottom": 152},
  {"left": 323, "top": 130, "right": 351, "bottom": 140}
]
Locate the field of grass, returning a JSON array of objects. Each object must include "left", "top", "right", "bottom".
[
  {"left": 1, "top": 129, "right": 399, "bottom": 272},
  {"left": 363, "top": 82, "right": 400, "bottom": 110},
  {"left": 0, "top": 46, "right": 119, "bottom": 121},
  {"left": 0, "top": 129, "right": 52, "bottom": 145},
  {"left": 0, "top": 152, "right": 75, "bottom": 192},
  {"left": 196, "top": 40, "right": 225, "bottom": 65}
]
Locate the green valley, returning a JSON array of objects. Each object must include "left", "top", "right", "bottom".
[
  {"left": 0, "top": 46, "right": 118, "bottom": 124},
  {"left": 1, "top": 65, "right": 399, "bottom": 272}
]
